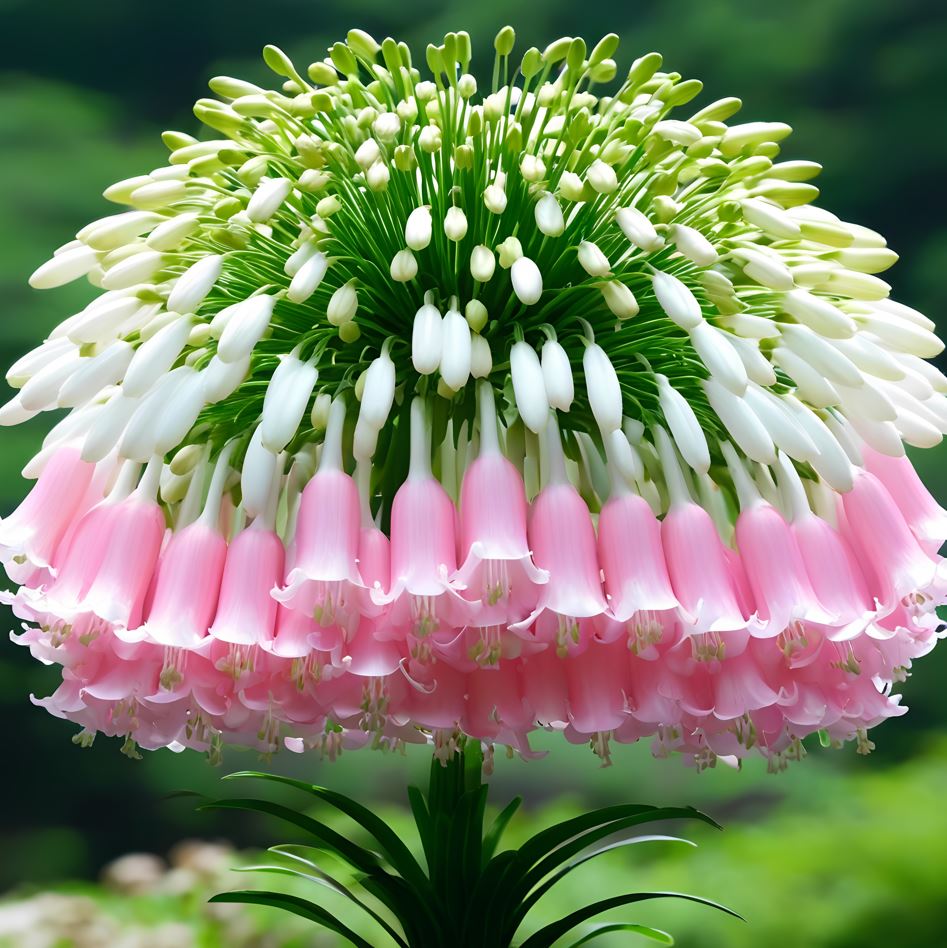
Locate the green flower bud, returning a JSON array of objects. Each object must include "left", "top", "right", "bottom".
[{"left": 494, "top": 25, "right": 515, "bottom": 57}]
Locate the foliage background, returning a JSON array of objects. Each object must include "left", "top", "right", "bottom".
[{"left": 0, "top": 0, "right": 945, "bottom": 944}]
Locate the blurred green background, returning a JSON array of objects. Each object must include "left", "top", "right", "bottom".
[{"left": 1, "top": 0, "right": 946, "bottom": 944}]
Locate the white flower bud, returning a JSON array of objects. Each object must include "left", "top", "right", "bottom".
[
  {"left": 857, "top": 313, "right": 943, "bottom": 359},
  {"left": 669, "top": 224, "right": 718, "bottom": 266},
  {"left": 782, "top": 288, "right": 855, "bottom": 339},
  {"left": 511, "top": 341, "right": 549, "bottom": 432},
  {"left": 81, "top": 392, "right": 140, "bottom": 462},
  {"left": 389, "top": 248, "right": 418, "bottom": 282},
  {"left": 217, "top": 295, "right": 276, "bottom": 362},
  {"left": 587, "top": 159, "right": 618, "bottom": 194},
  {"left": 656, "top": 374, "right": 710, "bottom": 474},
  {"left": 287, "top": 250, "right": 328, "bottom": 303},
  {"left": 498, "top": 236, "right": 523, "bottom": 269},
  {"left": 458, "top": 301, "right": 486, "bottom": 336},
  {"left": 246, "top": 177, "right": 293, "bottom": 222},
  {"left": 167, "top": 254, "right": 223, "bottom": 314},
  {"left": 826, "top": 268, "right": 890, "bottom": 301},
  {"left": 100, "top": 250, "right": 164, "bottom": 290},
  {"left": 58, "top": 341, "right": 134, "bottom": 408},
  {"left": 703, "top": 380, "right": 777, "bottom": 465},
  {"left": 79, "top": 211, "right": 161, "bottom": 251},
  {"left": 405, "top": 205, "right": 432, "bottom": 250},
  {"left": 261, "top": 355, "right": 318, "bottom": 452},
  {"left": 327, "top": 281, "right": 358, "bottom": 326},
  {"left": 18, "top": 349, "right": 82, "bottom": 412},
  {"left": 470, "top": 334, "right": 492, "bottom": 379},
  {"left": 123, "top": 317, "right": 192, "bottom": 396},
  {"left": 129, "top": 179, "right": 187, "bottom": 209},
  {"left": 284, "top": 241, "right": 318, "bottom": 278},
  {"left": 652, "top": 271, "right": 702, "bottom": 329},
  {"left": 119, "top": 368, "right": 188, "bottom": 460},
  {"left": 366, "top": 160, "right": 390, "bottom": 192},
  {"left": 359, "top": 349, "right": 396, "bottom": 430},
  {"left": 741, "top": 198, "right": 801, "bottom": 239},
  {"left": 583, "top": 343, "right": 623, "bottom": 433},
  {"left": 352, "top": 418, "right": 379, "bottom": 461},
  {"left": 558, "top": 172, "right": 586, "bottom": 202},
  {"left": 601, "top": 280, "right": 639, "bottom": 319},
  {"left": 535, "top": 192, "right": 564, "bottom": 237},
  {"left": 355, "top": 137, "right": 381, "bottom": 170},
  {"left": 541, "top": 339, "right": 574, "bottom": 411},
  {"left": 688, "top": 323, "right": 748, "bottom": 395},
  {"left": 444, "top": 206, "right": 468, "bottom": 241},
  {"left": 616, "top": 207, "right": 664, "bottom": 251},
  {"left": 309, "top": 391, "right": 331, "bottom": 431},
  {"left": 201, "top": 353, "right": 250, "bottom": 403},
  {"left": 742, "top": 385, "right": 817, "bottom": 464},
  {"left": 440, "top": 306, "right": 472, "bottom": 390},
  {"left": 419, "top": 125, "right": 442, "bottom": 153},
  {"left": 412, "top": 301, "right": 443, "bottom": 375},
  {"left": 67, "top": 296, "right": 142, "bottom": 346},
  {"left": 511, "top": 257, "right": 543, "bottom": 304},
  {"left": 520, "top": 154, "right": 546, "bottom": 182},
  {"left": 147, "top": 213, "right": 200, "bottom": 251},
  {"left": 483, "top": 182, "right": 507, "bottom": 214},
  {"left": 779, "top": 323, "right": 863, "bottom": 388},
  {"left": 653, "top": 119, "right": 702, "bottom": 145},
  {"left": 153, "top": 368, "right": 207, "bottom": 454},
  {"left": 373, "top": 111, "right": 401, "bottom": 141},
  {"left": 720, "top": 121, "right": 793, "bottom": 156},
  {"left": 731, "top": 248, "right": 794, "bottom": 290},
  {"left": 241, "top": 424, "right": 279, "bottom": 518},
  {"left": 0, "top": 393, "right": 38, "bottom": 426},
  {"left": 606, "top": 429, "right": 644, "bottom": 484},
  {"left": 577, "top": 241, "right": 611, "bottom": 277},
  {"left": 470, "top": 245, "right": 496, "bottom": 283},
  {"left": 7, "top": 338, "right": 73, "bottom": 386}
]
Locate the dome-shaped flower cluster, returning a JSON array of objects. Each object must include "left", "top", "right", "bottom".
[{"left": 3, "top": 28, "right": 945, "bottom": 769}]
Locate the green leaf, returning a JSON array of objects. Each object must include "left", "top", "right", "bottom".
[
  {"left": 238, "top": 857, "right": 408, "bottom": 948},
  {"left": 209, "top": 890, "right": 377, "bottom": 948},
  {"left": 518, "top": 892, "right": 743, "bottom": 948},
  {"left": 565, "top": 923, "right": 675, "bottom": 946},
  {"left": 223, "top": 771, "right": 431, "bottom": 895},
  {"left": 505, "top": 807, "right": 718, "bottom": 934},
  {"left": 516, "top": 836, "right": 697, "bottom": 928},
  {"left": 482, "top": 795, "right": 523, "bottom": 865},
  {"left": 199, "top": 797, "right": 383, "bottom": 876},
  {"left": 407, "top": 785, "right": 432, "bottom": 870}
]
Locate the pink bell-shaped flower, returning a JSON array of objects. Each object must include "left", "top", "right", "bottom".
[
  {"left": 0, "top": 446, "right": 95, "bottom": 580},
  {"left": 123, "top": 447, "right": 233, "bottom": 649},
  {"left": 862, "top": 446, "right": 947, "bottom": 554},
  {"left": 656, "top": 430, "right": 749, "bottom": 634},
  {"left": 374, "top": 397, "right": 475, "bottom": 635},
  {"left": 725, "top": 445, "right": 834, "bottom": 635},
  {"left": 842, "top": 468, "right": 942, "bottom": 609},
  {"left": 274, "top": 397, "right": 363, "bottom": 631},
  {"left": 454, "top": 382, "right": 548, "bottom": 626},
  {"left": 512, "top": 417, "right": 606, "bottom": 650}
]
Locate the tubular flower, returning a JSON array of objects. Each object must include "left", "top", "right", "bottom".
[{"left": 2, "top": 27, "right": 946, "bottom": 771}]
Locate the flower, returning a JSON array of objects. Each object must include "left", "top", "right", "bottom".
[{"left": 4, "top": 26, "right": 946, "bottom": 770}]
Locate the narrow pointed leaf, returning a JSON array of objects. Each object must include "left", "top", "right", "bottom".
[
  {"left": 256, "top": 850, "right": 409, "bottom": 947},
  {"left": 209, "top": 890, "right": 377, "bottom": 948},
  {"left": 224, "top": 771, "right": 430, "bottom": 893},
  {"left": 482, "top": 795, "right": 523, "bottom": 865},
  {"left": 518, "top": 836, "right": 697, "bottom": 924},
  {"left": 566, "top": 922, "right": 675, "bottom": 946},
  {"left": 518, "top": 892, "right": 743, "bottom": 948},
  {"left": 199, "top": 797, "right": 382, "bottom": 874}
]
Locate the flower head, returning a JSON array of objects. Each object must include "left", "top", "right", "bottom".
[{"left": 4, "top": 27, "right": 946, "bottom": 769}]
